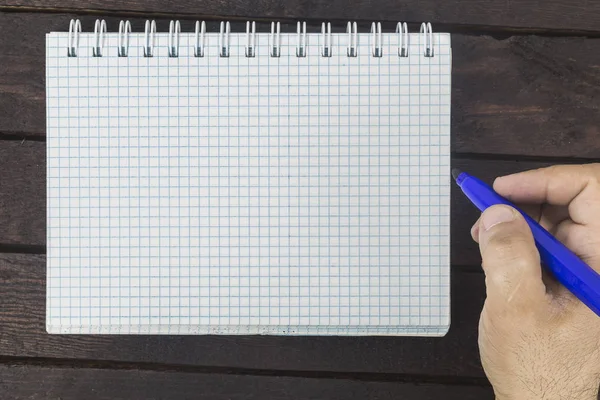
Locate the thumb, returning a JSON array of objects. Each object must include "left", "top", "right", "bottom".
[{"left": 478, "top": 205, "right": 547, "bottom": 311}]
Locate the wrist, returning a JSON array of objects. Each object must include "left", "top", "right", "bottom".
[{"left": 496, "top": 386, "right": 599, "bottom": 400}]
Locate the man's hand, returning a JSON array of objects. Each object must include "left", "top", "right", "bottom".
[{"left": 471, "top": 164, "right": 600, "bottom": 400}]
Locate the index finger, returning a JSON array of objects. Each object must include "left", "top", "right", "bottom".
[{"left": 493, "top": 164, "right": 600, "bottom": 225}]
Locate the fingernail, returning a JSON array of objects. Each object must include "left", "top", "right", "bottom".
[{"left": 481, "top": 206, "right": 515, "bottom": 231}]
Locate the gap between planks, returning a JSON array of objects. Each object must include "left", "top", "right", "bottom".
[
  {"left": 0, "top": 354, "right": 492, "bottom": 387},
  {"left": 2, "top": 133, "right": 599, "bottom": 165}
]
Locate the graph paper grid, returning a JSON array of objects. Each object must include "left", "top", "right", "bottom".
[{"left": 46, "top": 29, "right": 452, "bottom": 335}]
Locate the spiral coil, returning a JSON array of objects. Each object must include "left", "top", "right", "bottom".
[
  {"left": 321, "top": 22, "right": 332, "bottom": 57},
  {"left": 194, "top": 21, "right": 206, "bottom": 57},
  {"left": 296, "top": 22, "right": 307, "bottom": 57},
  {"left": 420, "top": 22, "right": 434, "bottom": 57},
  {"left": 66, "top": 19, "right": 435, "bottom": 58},
  {"left": 370, "top": 22, "right": 382, "bottom": 57},
  {"left": 270, "top": 22, "right": 281, "bottom": 57},
  {"left": 346, "top": 22, "right": 357, "bottom": 57},
  {"left": 118, "top": 20, "right": 131, "bottom": 57},
  {"left": 143, "top": 20, "right": 156, "bottom": 57},
  {"left": 92, "top": 19, "right": 106, "bottom": 57},
  {"left": 168, "top": 20, "right": 181, "bottom": 57},
  {"left": 396, "top": 22, "right": 409, "bottom": 57},
  {"left": 67, "top": 19, "right": 81, "bottom": 57},
  {"left": 245, "top": 21, "right": 256, "bottom": 57},
  {"left": 219, "top": 21, "right": 231, "bottom": 57}
]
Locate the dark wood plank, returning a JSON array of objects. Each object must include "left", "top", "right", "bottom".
[
  {"left": 453, "top": 35, "right": 600, "bottom": 158},
  {"left": 0, "top": 364, "right": 494, "bottom": 400},
  {"left": 1, "top": 13, "right": 600, "bottom": 157},
  {"left": 0, "top": 253, "right": 487, "bottom": 377},
  {"left": 3, "top": 0, "right": 600, "bottom": 32},
  {"left": 0, "top": 140, "right": 44, "bottom": 246},
  {"left": 0, "top": 139, "right": 553, "bottom": 268}
]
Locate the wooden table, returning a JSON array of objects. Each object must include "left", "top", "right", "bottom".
[{"left": 1, "top": 1, "right": 599, "bottom": 398}]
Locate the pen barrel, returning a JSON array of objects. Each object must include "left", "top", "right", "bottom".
[
  {"left": 459, "top": 175, "right": 513, "bottom": 211},
  {"left": 525, "top": 215, "right": 600, "bottom": 317}
]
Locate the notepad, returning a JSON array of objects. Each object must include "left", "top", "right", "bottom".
[{"left": 46, "top": 20, "right": 452, "bottom": 335}]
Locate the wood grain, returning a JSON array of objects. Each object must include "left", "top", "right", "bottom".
[
  {"left": 0, "top": 253, "right": 487, "bottom": 377},
  {"left": 0, "top": 13, "right": 600, "bottom": 157},
  {"left": 453, "top": 35, "right": 600, "bottom": 158},
  {"left": 0, "top": 140, "right": 44, "bottom": 246},
  {"left": 0, "top": 364, "right": 494, "bottom": 400},
  {"left": 2, "top": 0, "right": 600, "bottom": 33}
]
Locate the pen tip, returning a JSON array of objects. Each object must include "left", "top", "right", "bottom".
[{"left": 451, "top": 168, "right": 462, "bottom": 180}]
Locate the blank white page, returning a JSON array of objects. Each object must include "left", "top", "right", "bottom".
[{"left": 46, "top": 27, "right": 451, "bottom": 335}]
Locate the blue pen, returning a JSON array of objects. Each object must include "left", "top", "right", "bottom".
[{"left": 452, "top": 169, "right": 600, "bottom": 317}]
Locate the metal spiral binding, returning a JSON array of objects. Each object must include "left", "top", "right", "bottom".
[
  {"left": 420, "top": 22, "right": 434, "bottom": 57},
  {"left": 144, "top": 20, "right": 156, "bottom": 57},
  {"left": 321, "top": 22, "right": 332, "bottom": 57},
  {"left": 65, "top": 19, "right": 436, "bottom": 59},
  {"left": 168, "top": 20, "right": 181, "bottom": 57},
  {"left": 67, "top": 19, "right": 81, "bottom": 57},
  {"left": 396, "top": 22, "right": 408, "bottom": 57},
  {"left": 93, "top": 19, "right": 106, "bottom": 57},
  {"left": 118, "top": 20, "right": 131, "bottom": 57},
  {"left": 245, "top": 21, "right": 256, "bottom": 57},
  {"left": 371, "top": 22, "right": 382, "bottom": 58},
  {"left": 194, "top": 21, "right": 206, "bottom": 57},
  {"left": 219, "top": 21, "right": 230, "bottom": 58},
  {"left": 346, "top": 22, "right": 357, "bottom": 57},
  {"left": 296, "top": 22, "right": 306, "bottom": 57},
  {"left": 270, "top": 22, "right": 281, "bottom": 57}
]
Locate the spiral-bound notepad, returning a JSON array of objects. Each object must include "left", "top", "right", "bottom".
[{"left": 46, "top": 20, "right": 451, "bottom": 335}]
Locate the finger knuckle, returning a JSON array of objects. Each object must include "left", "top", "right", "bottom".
[
  {"left": 589, "top": 163, "right": 600, "bottom": 179},
  {"left": 544, "top": 164, "right": 561, "bottom": 175},
  {"left": 543, "top": 164, "right": 566, "bottom": 180},
  {"left": 545, "top": 164, "right": 600, "bottom": 184},
  {"left": 570, "top": 163, "right": 600, "bottom": 184},
  {"left": 580, "top": 164, "right": 600, "bottom": 185}
]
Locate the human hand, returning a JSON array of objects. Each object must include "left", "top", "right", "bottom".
[{"left": 471, "top": 164, "right": 600, "bottom": 400}]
